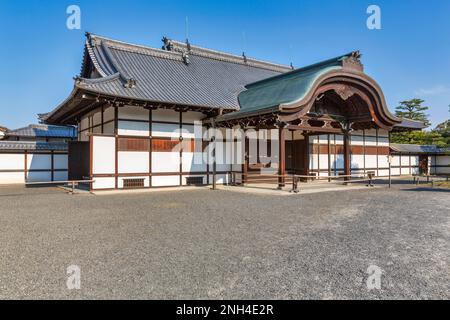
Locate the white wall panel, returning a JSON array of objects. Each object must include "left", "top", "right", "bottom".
[
  {"left": 400, "top": 167, "right": 411, "bottom": 175},
  {"left": 152, "top": 109, "right": 179, "bottom": 122},
  {"left": 27, "top": 154, "right": 51, "bottom": 170},
  {"left": 103, "top": 107, "right": 115, "bottom": 122},
  {"left": 209, "top": 174, "right": 229, "bottom": 184},
  {"left": 92, "top": 136, "right": 115, "bottom": 174},
  {"left": 92, "top": 177, "right": 115, "bottom": 190},
  {"left": 351, "top": 135, "right": 364, "bottom": 146},
  {"left": 378, "top": 137, "right": 389, "bottom": 147},
  {"left": 364, "top": 136, "right": 377, "bottom": 146},
  {"left": 351, "top": 155, "right": 365, "bottom": 170},
  {"left": 319, "top": 155, "right": 329, "bottom": 170},
  {"left": 152, "top": 123, "right": 180, "bottom": 138},
  {"left": 378, "top": 155, "right": 389, "bottom": 169},
  {"left": 152, "top": 152, "right": 180, "bottom": 172},
  {"left": 118, "top": 152, "right": 149, "bottom": 173},
  {"left": 401, "top": 156, "right": 410, "bottom": 166},
  {"left": 391, "top": 155, "right": 401, "bottom": 166},
  {"left": 26, "top": 171, "right": 52, "bottom": 182},
  {"left": 118, "top": 120, "right": 149, "bottom": 136},
  {"left": 436, "top": 155, "right": 450, "bottom": 166},
  {"left": 0, "top": 154, "right": 24, "bottom": 170},
  {"left": 391, "top": 167, "right": 401, "bottom": 176},
  {"left": 182, "top": 111, "right": 205, "bottom": 123},
  {"left": 152, "top": 175, "right": 179, "bottom": 187},
  {"left": 119, "top": 106, "right": 149, "bottom": 120},
  {"left": 54, "top": 171, "right": 68, "bottom": 181},
  {"left": 378, "top": 169, "right": 389, "bottom": 177},
  {"left": 182, "top": 152, "right": 207, "bottom": 172},
  {"left": 103, "top": 121, "right": 115, "bottom": 135},
  {"left": 0, "top": 172, "right": 24, "bottom": 184},
  {"left": 53, "top": 154, "right": 68, "bottom": 170},
  {"left": 365, "top": 155, "right": 377, "bottom": 168}
]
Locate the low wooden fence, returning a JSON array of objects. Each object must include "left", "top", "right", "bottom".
[
  {"left": 25, "top": 179, "right": 95, "bottom": 194},
  {"left": 230, "top": 172, "right": 375, "bottom": 193}
]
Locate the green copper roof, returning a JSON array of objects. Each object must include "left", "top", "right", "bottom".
[{"left": 235, "top": 52, "right": 356, "bottom": 117}]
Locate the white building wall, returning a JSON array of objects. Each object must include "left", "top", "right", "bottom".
[{"left": 0, "top": 152, "right": 68, "bottom": 185}]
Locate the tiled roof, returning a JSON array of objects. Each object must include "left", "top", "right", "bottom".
[
  {"left": 0, "top": 141, "right": 68, "bottom": 151},
  {"left": 390, "top": 144, "right": 449, "bottom": 154},
  {"left": 393, "top": 118, "right": 427, "bottom": 131},
  {"left": 6, "top": 124, "right": 76, "bottom": 138},
  {"left": 77, "top": 34, "right": 291, "bottom": 110}
]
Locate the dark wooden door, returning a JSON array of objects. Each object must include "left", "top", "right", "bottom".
[{"left": 68, "top": 141, "right": 90, "bottom": 180}]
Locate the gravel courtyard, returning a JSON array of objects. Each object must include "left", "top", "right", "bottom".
[{"left": 0, "top": 184, "right": 448, "bottom": 299}]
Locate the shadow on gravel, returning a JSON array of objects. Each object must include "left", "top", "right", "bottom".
[{"left": 401, "top": 187, "right": 450, "bottom": 193}]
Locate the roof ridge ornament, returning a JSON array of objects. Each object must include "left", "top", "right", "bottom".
[{"left": 342, "top": 51, "right": 364, "bottom": 72}]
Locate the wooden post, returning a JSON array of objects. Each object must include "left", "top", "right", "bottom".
[
  {"left": 343, "top": 126, "right": 351, "bottom": 180},
  {"left": 278, "top": 125, "right": 286, "bottom": 189},
  {"left": 243, "top": 129, "right": 248, "bottom": 185},
  {"left": 211, "top": 118, "right": 217, "bottom": 190}
]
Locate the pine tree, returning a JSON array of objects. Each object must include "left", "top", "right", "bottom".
[{"left": 395, "top": 99, "right": 431, "bottom": 127}]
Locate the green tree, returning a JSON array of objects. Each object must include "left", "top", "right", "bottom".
[{"left": 395, "top": 99, "right": 431, "bottom": 127}]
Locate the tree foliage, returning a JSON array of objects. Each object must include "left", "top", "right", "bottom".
[
  {"left": 390, "top": 99, "right": 450, "bottom": 147},
  {"left": 395, "top": 99, "right": 431, "bottom": 127}
]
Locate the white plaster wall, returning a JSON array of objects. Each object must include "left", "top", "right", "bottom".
[
  {"left": 152, "top": 152, "right": 180, "bottom": 173},
  {"left": 152, "top": 109, "right": 179, "bottom": 122},
  {"left": 103, "top": 122, "right": 115, "bottom": 135},
  {"left": 152, "top": 175, "right": 180, "bottom": 187},
  {"left": 119, "top": 106, "right": 149, "bottom": 120},
  {"left": 351, "top": 155, "right": 365, "bottom": 170},
  {"left": 0, "top": 172, "right": 24, "bottom": 184},
  {"left": 92, "top": 177, "right": 115, "bottom": 189},
  {"left": 53, "top": 154, "right": 68, "bottom": 170},
  {"left": 365, "top": 155, "right": 377, "bottom": 168},
  {"left": 27, "top": 154, "right": 51, "bottom": 170},
  {"left": 118, "top": 120, "right": 149, "bottom": 136},
  {"left": 401, "top": 156, "right": 410, "bottom": 166},
  {"left": 92, "top": 136, "right": 115, "bottom": 174},
  {"left": 152, "top": 123, "right": 180, "bottom": 138},
  {"left": 118, "top": 152, "right": 149, "bottom": 173},
  {"left": 103, "top": 106, "right": 115, "bottom": 122},
  {"left": 26, "top": 171, "right": 52, "bottom": 182},
  {"left": 0, "top": 154, "right": 24, "bottom": 170},
  {"left": 182, "top": 111, "right": 205, "bottom": 123},
  {"left": 182, "top": 152, "right": 207, "bottom": 172}
]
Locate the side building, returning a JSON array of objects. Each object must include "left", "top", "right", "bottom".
[{"left": 0, "top": 124, "right": 76, "bottom": 184}]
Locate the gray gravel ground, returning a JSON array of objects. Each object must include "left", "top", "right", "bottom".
[{"left": 0, "top": 184, "right": 449, "bottom": 299}]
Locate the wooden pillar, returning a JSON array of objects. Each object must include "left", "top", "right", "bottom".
[
  {"left": 278, "top": 125, "right": 286, "bottom": 189},
  {"left": 343, "top": 130, "right": 351, "bottom": 178},
  {"left": 211, "top": 118, "right": 217, "bottom": 190},
  {"left": 242, "top": 129, "right": 248, "bottom": 185}
]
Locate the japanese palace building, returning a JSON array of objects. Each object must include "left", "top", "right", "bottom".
[{"left": 38, "top": 33, "right": 448, "bottom": 190}]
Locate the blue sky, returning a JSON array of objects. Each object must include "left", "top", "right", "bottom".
[{"left": 0, "top": 0, "right": 449, "bottom": 129}]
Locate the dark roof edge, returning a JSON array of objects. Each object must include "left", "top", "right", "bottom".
[{"left": 244, "top": 51, "right": 357, "bottom": 89}]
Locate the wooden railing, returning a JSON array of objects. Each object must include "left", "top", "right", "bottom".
[
  {"left": 230, "top": 172, "right": 374, "bottom": 193},
  {"left": 25, "top": 179, "right": 95, "bottom": 194}
]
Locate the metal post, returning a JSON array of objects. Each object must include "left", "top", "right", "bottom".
[{"left": 389, "top": 162, "right": 392, "bottom": 188}]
